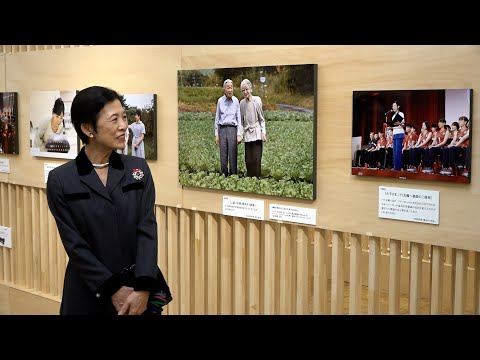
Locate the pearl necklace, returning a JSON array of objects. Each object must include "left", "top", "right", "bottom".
[{"left": 92, "top": 162, "right": 109, "bottom": 169}]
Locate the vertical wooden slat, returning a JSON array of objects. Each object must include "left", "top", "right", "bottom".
[
  {"left": 468, "top": 250, "right": 475, "bottom": 269},
  {"left": 475, "top": 252, "right": 480, "bottom": 315},
  {"left": 295, "top": 227, "right": 308, "bottom": 314},
  {"left": 8, "top": 184, "right": 15, "bottom": 283},
  {"left": 368, "top": 236, "right": 381, "bottom": 314},
  {"left": 409, "top": 242, "right": 423, "bottom": 314},
  {"left": 233, "top": 217, "right": 246, "bottom": 315},
  {"left": 423, "top": 244, "right": 431, "bottom": 261},
  {"left": 313, "top": 228, "right": 328, "bottom": 314},
  {"left": 39, "top": 190, "right": 48, "bottom": 293},
  {"left": 430, "top": 245, "right": 444, "bottom": 314},
  {"left": 331, "top": 231, "right": 345, "bottom": 314},
  {"left": 47, "top": 210, "right": 58, "bottom": 295},
  {"left": 401, "top": 240, "right": 409, "bottom": 258},
  {"left": 179, "top": 209, "right": 191, "bottom": 314},
  {"left": 264, "top": 222, "right": 275, "bottom": 314},
  {"left": 206, "top": 213, "right": 218, "bottom": 314},
  {"left": 31, "top": 188, "right": 41, "bottom": 291},
  {"left": 453, "top": 249, "right": 468, "bottom": 315},
  {"left": 445, "top": 247, "right": 453, "bottom": 265},
  {"left": 220, "top": 215, "right": 232, "bottom": 314},
  {"left": 361, "top": 234, "right": 368, "bottom": 251},
  {"left": 16, "top": 186, "right": 25, "bottom": 287},
  {"left": 0, "top": 183, "right": 8, "bottom": 282},
  {"left": 380, "top": 237, "right": 388, "bottom": 254},
  {"left": 167, "top": 207, "right": 179, "bottom": 314},
  {"left": 279, "top": 224, "right": 293, "bottom": 314},
  {"left": 247, "top": 220, "right": 260, "bottom": 315},
  {"left": 446, "top": 249, "right": 456, "bottom": 314},
  {"left": 0, "top": 183, "right": 6, "bottom": 282},
  {"left": 156, "top": 206, "right": 167, "bottom": 272},
  {"left": 349, "top": 233, "right": 362, "bottom": 314},
  {"left": 388, "top": 239, "right": 402, "bottom": 314},
  {"left": 156, "top": 206, "right": 168, "bottom": 314},
  {"left": 23, "top": 187, "right": 33, "bottom": 289},
  {"left": 194, "top": 211, "right": 206, "bottom": 315}
]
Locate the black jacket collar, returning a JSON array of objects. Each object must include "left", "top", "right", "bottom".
[{"left": 75, "top": 146, "right": 124, "bottom": 176}]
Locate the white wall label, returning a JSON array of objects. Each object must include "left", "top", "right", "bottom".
[
  {"left": 0, "top": 158, "right": 10, "bottom": 173},
  {"left": 0, "top": 226, "right": 12, "bottom": 248},
  {"left": 44, "top": 163, "right": 61, "bottom": 183},
  {"left": 223, "top": 196, "right": 264, "bottom": 220},
  {"left": 379, "top": 186, "right": 439, "bottom": 225},
  {"left": 269, "top": 204, "right": 316, "bottom": 225}
]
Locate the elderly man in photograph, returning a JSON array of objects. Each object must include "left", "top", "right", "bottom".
[{"left": 214, "top": 79, "right": 243, "bottom": 177}]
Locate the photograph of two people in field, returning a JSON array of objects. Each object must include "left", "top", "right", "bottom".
[{"left": 178, "top": 64, "right": 317, "bottom": 200}]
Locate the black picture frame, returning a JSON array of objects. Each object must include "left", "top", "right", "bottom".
[
  {"left": 178, "top": 64, "right": 317, "bottom": 200},
  {"left": 0, "top": 92, "right": 19, "bottom": 155},
  {"left": 30, "top": 90, "right": 79, "bottom": 159},
  {"left": 121, "top": 93, "right": 157, "bottom": 161},
  {"left": 352, "top": 89, "right": 473, "bottom": 184}
]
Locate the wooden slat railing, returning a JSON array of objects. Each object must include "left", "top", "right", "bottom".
[{"left": 0, "top": 182, "right": 478, "bottom": 315}]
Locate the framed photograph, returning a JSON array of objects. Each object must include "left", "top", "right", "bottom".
[
  {"left": 120, "top": 93, "right": 157, "bottom": 160},
  {"left": 352, "top": 89, "right": 472, "bottom": 184},
  {"left": 0, "top": 92, "right": 19, "bottom": 155},
  {"left": 178, "top": 64, "right": 317, "bottom": 200},
  {"left": 30, "top": 90, "right": 78, "bottom": 159}
]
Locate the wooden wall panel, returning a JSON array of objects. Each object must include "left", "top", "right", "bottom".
[
  {"left": 1, "top": 45, "right": 480, "bottom": 315},
  {"left": 1, "top": 45, "right": 479, "bottom": 249}
]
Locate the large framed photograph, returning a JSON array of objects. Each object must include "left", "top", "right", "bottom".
[
  {"left": 352, "top": 89, "right": 472, "bottom": 184},
  {"left": 1, "top": 92, "right": 18, "bottom": 155},
  {"left": 120, "top": 93, "right": 157, "bottom": 160},
  {"left": 30, "top": 90, "right": 78, "bottom": 159},
  {"left": 178, "top": 64, "right": 317, "bottom": 200}
]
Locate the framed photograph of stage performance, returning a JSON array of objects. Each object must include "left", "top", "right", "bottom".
[
  {"left": 0, "top": 92, "right": 18, "bottom": 155},
  {"left": 351, "top": 89, "right": 472, "bottom": 184},
  {"left": 178, "top": 64, "right": 317, "bottom": 200}
]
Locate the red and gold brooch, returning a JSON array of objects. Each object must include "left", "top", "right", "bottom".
[{"left": 132, "top": 168, "right": 144, "bottom": 180}]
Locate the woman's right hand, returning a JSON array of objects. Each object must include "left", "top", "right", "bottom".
[{"left": 111, "top": 286, "right": 134, "bottom": 313}]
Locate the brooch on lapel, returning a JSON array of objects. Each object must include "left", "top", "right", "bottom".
[{"left": 132, "top": 168, "right": 144, "bottom": 180}]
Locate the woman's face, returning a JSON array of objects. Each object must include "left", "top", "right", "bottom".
[
  {"left": 91, "top": 99, "right": 127, "bottom": 151},
  {"left": 392, "top": 103, "right": 399, "bottom": 112},
  {"left": 241, "top": 85, "right": 252, "bottom": 99},
  {"left": 52, "top": 113, "right": 64, "bottom": 126}
]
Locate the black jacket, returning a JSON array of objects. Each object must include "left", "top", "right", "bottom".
[{"left": 47, "top": 147, "right": 160, "bottom": 314}]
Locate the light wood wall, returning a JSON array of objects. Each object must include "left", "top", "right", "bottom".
[{"left": 0, "top": 45, "right": 479, "bottom": 314}]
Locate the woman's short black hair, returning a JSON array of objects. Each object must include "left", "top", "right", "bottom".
[
  {"left": 71, "top": 86, "right": 122, "bottom": 144},
  {"left": 53, "top": 98, "right": 65, "bottom": 116}
]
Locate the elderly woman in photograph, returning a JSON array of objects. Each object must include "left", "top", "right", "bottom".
[{"left": 239, "top": 79, "right": 267, "bottom": 178}]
